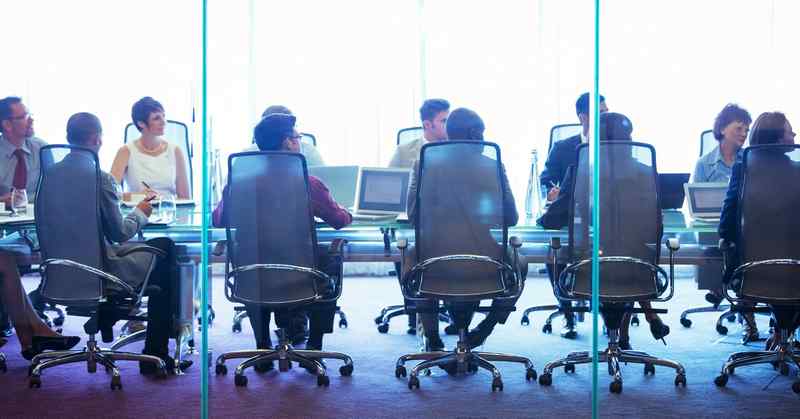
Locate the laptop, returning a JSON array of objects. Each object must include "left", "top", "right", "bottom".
[
  {"left": 658, "top": 173, "right": 690, "bottom": 209},
  {"left": 684, "top": 182, "right": 728, "bottom": 221},
  {"left": 309, "top": 165, "right": 360, "bottom": 209},
  {"left": 351, "top": 167, "right": 411, "bottom": 221}
]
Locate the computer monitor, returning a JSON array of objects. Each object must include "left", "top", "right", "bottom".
[
  {"left": 684, "top": 182, "right": 728, "bottom": 220},
  {"left": 354, "top": 167, "right": 411, "bottom": 215},
  {"left": 308, "top": 165, "right": 359, "bottom": 209}
]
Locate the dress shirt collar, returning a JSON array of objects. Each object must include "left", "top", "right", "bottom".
[{"left": 0, "top": 134, "right": 32, "bottom": 158}]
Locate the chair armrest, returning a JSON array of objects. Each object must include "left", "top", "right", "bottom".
[
  {"left": 40, "top": 258, "right": 138, "bottom": 299},
  {"left": 396, "top": 238, "right": 408, "bottom": 250},
  {"left": 116, "top": 244, "right": 167, "bottom": 259},
  {"left": 226, "top": 263, "right": 339, "bottom": 304}
]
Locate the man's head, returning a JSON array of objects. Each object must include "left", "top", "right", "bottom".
[
  {"left": 66, "top": 112, "right": 103, "bottom": 154},
  {"left": 713, "top": 103, "right": 752, "bottom": 148},
  {"left": 419, "top": 98, "right": 450, "bottom": 142},
  {"left": 576, "top": 92, "right": 608, "bottom": 137},
  {"left": 750, "top": 112, "right": 795, "bottom": 146},
  {"left": 262, "top": 105, "right": 292, "bottom": 118},
  {"left": 253, "top": 113, "right": 301, "bottom": 152},
  {"left": 445, "top": 108, "right": 485, "bottom": 141},
  {"left": 0, "top": 96, "right": 34, "bottom": 141},
  {"left": 598, "top": 112, "right": 633, "bottom": 142},
  {"left": 131, "top": 96, "right": 166, "bottom": 134}
]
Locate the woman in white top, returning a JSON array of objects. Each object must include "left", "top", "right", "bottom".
[{"left": 111, "top": 96, "right": 191, "bottom": 199}]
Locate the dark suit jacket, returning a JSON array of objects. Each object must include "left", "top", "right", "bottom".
[{"left": 540, "top": 134, "right": 581, "bottom": 192}]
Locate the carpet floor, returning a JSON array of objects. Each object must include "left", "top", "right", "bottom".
[{"left": 2, "top": 267, "right": 798, "bottom": 418}]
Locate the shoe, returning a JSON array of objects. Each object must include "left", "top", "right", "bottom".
[
  {"left": 648, "top": 317, "right": 670, "bottom": 341},
  {"left": 274, "top": 328, "right": 307, "bottom": 346},
  {"left": 705, "top": 291, "right": 723, "bottom": 308},
  {"left": 560, "top": 317, "right": 578, "bottom": 339},
  {"left": 618, "top": 338, "right": 632, "bottom": 350},
  {"left": 427, "top": 336, "right": 445, "bottom": 352},
  {"left": 254, "top": 360, "right": 275, "bottom": 373},
  {"left": 23, "top": 335, "right": 81, "bottom": 359},
  {"left": 466, "top": 324, "right": 494, "bottom": 349},
  {"left": 139, "top": 355, "right": 193, "bottom": 375},
  {"left": 741, "top": 326, "right": 761, "bottom": 344}
]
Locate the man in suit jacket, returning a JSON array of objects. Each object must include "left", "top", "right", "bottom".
[
  {"left": 539, "top": 92, "right": 608, "bottom": 202},
  {"left": 389, "top": 99, "right": 450, "bottom": 169},
  {"left": 63, "top": 112, "right": 186, "bottom": 374}
]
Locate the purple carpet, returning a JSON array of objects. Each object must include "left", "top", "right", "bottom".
[{"left": 2, "top": 268, "right": 799, "bottom": 418}]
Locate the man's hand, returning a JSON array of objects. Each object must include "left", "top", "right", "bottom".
[
  {"left": 546, "top": 186, "right": 561, "bottom": 202},
  {"left": 136, "top": 199, "right": 153, "bottom": 217},
  {"left": 0, "top": 193, "right": 11, "bottom": 208}
]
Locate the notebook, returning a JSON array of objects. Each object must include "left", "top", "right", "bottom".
[
  {"left": 684, "top": 182, "right": 728, "bottom": 221},
  {"left": 351, "top": 167, "right": 411, "bottom": 221}
]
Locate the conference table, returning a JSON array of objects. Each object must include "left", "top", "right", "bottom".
[{"left": 0, "top": 206, "right": 723, "bottom": 266}]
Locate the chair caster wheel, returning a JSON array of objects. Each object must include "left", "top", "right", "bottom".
[
  {"left": 521, "top": 316, "right": 530, "bottom": 326},
  {"left": 406, "top": 326, "right": 416, "bottom": 335},
  {"left": 538, "top": 373, "right": 552, "bottom": 386},
  {"left": 317, "top": 374, "right": 330, "bottom": 387},
  {"left": 408, "top": 376, "right": 420, "bottom": 389},
  {"left": 373, "top": 316, "right": 383, "bottom": 325},
  {"left": 714, "top": 374, "right": 728, "bottom": 387},
  {"left": 377, "top": 324, "right": 389, "bottom": 334},
  {"left": 444, "top": 324, "right": 458, "bottom": 335},
  {"left": 526, "top": 368, "right": 537, "bottom": 381},
  {"left": 29, "top": 376, "right": 42, "bottom": 388},
  {"left": 792, "top": 381, "right": 800, "bottom": 394},
  {"left": 609, "top": 379, "right": 623, "bottom": 394},
  {"left": 215, "top": 364, "right": 227, "bottom": 375},
  {"left": 235, "top": 374, "right": 248, "bottom": 387},
  {"left": 53, "top": 317, "right": 65, "bottom": 327},
  {"left": 565, "top": 364, "right": 575, "bottom": 374},
  {"left": 727, "top": 314, "right": 736, "bottom": 323},
  {"left": 110, "top": 376, "right": 122, "bottom": 390},
  {"left": 232, "top": 323, "right": 242, "bottom": 333},
  {"left": 492, "top": 377, "right": 503, "bottom": 392},
  {"left": 542, "top": 324, "right": 553, "bottom": 334},
  {"left": 339, "top": 364, "right": 353, "bottom": 377},
  {"left": 716, "top": 324, "right": 728, "bottom": 335},
  {"left": 780, "top": 363, "right": 790, "bottom": 376},
  {"left": 631, "top": 316, "right": 639, "bottom": 327},
  {"left": 395, "top": 366, "right": 407, "bottom": 378},
  {"left": 675, "top": 374, "right": 686, "bottom": 387},
  {"left": 644, "top": 364, "right": 655, "bottom": 376},
  {"left": 680, "top": 318, "right": 692, "bottom": 328},
  {"left": 339, "top": 319, "right": 348, "bottom": 328}
]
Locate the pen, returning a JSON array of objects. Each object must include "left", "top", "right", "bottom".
[
  {"left": 549, "top": 181, "right": 560, "bottom": 189},
  {"left": 141, "top": 181, "right": 153, "bottom": 190}
]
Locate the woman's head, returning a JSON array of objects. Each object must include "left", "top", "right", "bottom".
[
  {"left": 713, "top": 103, "right": 751, "bottom": 148},
  {"left": 749, "top": 112, "right": 795, "bottom": 145},
  {"left": 131, "top": 96, "right": 166, "bottom": 135},
  {"left": 598, "top": 112, "right": 633, "bottom": 142}
]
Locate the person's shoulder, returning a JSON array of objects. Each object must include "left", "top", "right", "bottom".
[
  {"left": 698, "top": 144, "right": 719, "bottom": 164},
  {"left": 308, "top": 174, "right": 326, "bottom": 190},
  {"left": 552, "top": 135, "right": 581, "bottom": 152}
]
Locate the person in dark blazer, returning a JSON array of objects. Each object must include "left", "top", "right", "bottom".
[
  {"left": 718, "top": 112, "right": 796, "bottom": 344},
  {"left": 539, "top": 92, "right": 607, "bottom": 202},
  {"left": 64, "top": 112, "right": 186, "bottom": 374}
]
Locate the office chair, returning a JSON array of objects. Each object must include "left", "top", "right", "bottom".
[
  {"left": 28, "top": 145, "right": 167, "bottom": 389},
  {"left": 547, "top": 123, "right": 582, "bottom": 153},
  {"left": 300, "top": 132, "right": 317, "bottom": 147},
  {"left": 537, "top": 142, "right": 685, "bottom": 393},
  {"left": 213, "top": 151, "right": 353, "bottom": 387},
  {"left": 714, "top": 145, "right": 800, "bottom": 393},
  {"left": 393, "top": 141, "right": 536, "bottom": 391},
  {"left": 699, "top": 129, "right": 716, "bottom": 157},
  {"left": 397, "top": 126, "right": 423, "bottom": 146}
]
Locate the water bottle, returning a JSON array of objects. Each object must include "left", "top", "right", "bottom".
[{"left": 524, "top": 149, "right": 542, "bottom": 219}]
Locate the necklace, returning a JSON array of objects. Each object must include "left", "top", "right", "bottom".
[{"left": 137, "top": 139, "right": 166, "bottom": 156}]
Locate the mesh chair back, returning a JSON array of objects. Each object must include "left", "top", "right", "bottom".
[
  {"left": 124, "top": 120, "right": 192, "bottom": 194},
  {"left": 700, "top": 129, "right": 716, "bottom": 157},
  {"left": 397, "top": 127, "right": 423, "bottom": 145},
  {"left": 414, "top": 141, "right": 508, "bottom": 298},
  {"left": 35, "top": 145, "right": 106, "bottom": 305},
  {"left": 300, "top": 132, "right": 317, "bottom": 147},
  {"left": 569, "top": 142, "right": 662, "bottom": 300},
  {"left": 548, "top": 123, "right": 582, "bottom": 153},
  {"left": 226, "top": 151, "right": 319, "bottom": 306},
  {"left": 738, "top": 145, "right": 800, "bottom": 302}
]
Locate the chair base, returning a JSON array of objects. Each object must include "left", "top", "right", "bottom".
[
  {"left": 29, "top": 335, "right": 167, "bottom": 389},
  {"left": 113, "top": 321, "right": 195, "bottom": 375},
  {"left": 715, "top": 329, "right": 800, "bottom": 393},
  {"left": 374, "top": 304, "right": 453, "bottom": 334},
  {"left": 395, "top": 330, "right": 536, "bottom": 392},
  {"left": 539, "top": 331, "right": 686, "bottom": 393},
  {"left": 215, "top": 331, "right": 353, "bottom": 387},
  {"left": 679, "top": 303, "right": 735, "bottom": 331}
]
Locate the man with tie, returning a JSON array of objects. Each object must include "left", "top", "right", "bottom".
[{"left": 0, "top": 97, "right": 48, "bottom": 205}]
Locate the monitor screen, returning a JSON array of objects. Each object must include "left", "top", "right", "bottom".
[
  {"left": 689, "top": 184, "right": 727, "bottom": 214},
  {"left": 357, "top": 168, "right": 410, "bottom": 213}
]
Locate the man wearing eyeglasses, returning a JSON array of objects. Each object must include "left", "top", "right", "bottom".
[{"left": 0, "top": 96, "right": 48, "bottom": 205}]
